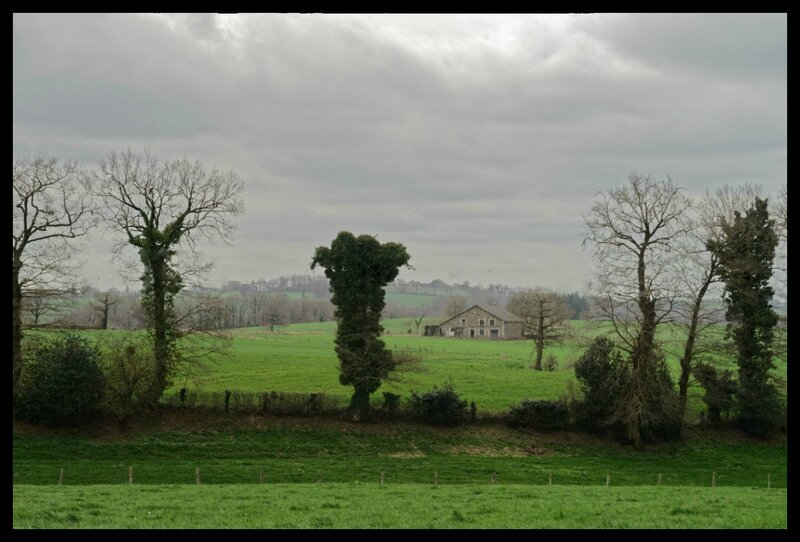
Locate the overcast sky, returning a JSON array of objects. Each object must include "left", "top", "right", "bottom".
[{"left": 13, "top": 13, "right": 787, "bottom": 293}]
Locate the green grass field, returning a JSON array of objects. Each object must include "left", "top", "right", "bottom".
[
  {"left": 179, "top": 318, "right": 781, "bottom": 419},
  {"left": 13, "top": 484, "right": 786, "bottom": 529},
  {"left": 14, "top": 411, "right": 787, "bottom": 486},
  {"left": 29, "top": 318, "right": 785, "bottom": 419},
  {"left": 16, "top": 319, "right": 787, "bottom": 529},
  {"left": 12, "top": 413, "right": 787, "bottom": 528}
]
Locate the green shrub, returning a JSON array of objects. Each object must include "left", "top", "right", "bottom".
[
  {"left": 572, "top": 336, "right": 629, "bottom": 431},
  {"left": 100, "top": 335, "right": 155, "bottom": 421},
  {"left": 382, "top": 392, "right": 401, "bottom": 415},
  {"left": 162, "top": 389, "right": 342, "bottom": 416},
  {"left": 735, "top": 381, "right": 785, "bottom": 438},
  {"left": 543, "top": 354, "right": 558, "bottom": 372},
  {"left": 16, "top": 333, "right": 106, "bottom": 426},
  {"left": 508, "top": 399, "right": 568, "bottom": 430},
  {"left": 409, "top": 380, "right": 467, "bottom": 426},
  {"left": 573, "top": 337, "right": 680, "bottom": 444},
  {"left": 692, "top": 361, "right": 737, "bottom": 423}
]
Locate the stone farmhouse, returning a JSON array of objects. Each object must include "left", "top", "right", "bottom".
[{"left": 434, "top": 304, "right": 524, "bottom": 339}]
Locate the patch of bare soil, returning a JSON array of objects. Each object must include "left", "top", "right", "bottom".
[
  {"left": 446, "top": 445, "right": 553, "bottom": 457},
  {"left": 386, "top": 450, "right": 427, "bottom": 458}
]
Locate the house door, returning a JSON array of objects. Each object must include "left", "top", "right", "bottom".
[
  {"left": 469, "top": 329, "right": 475, "bottom": 338},
  {"left": 490, "top": 329, "right": 499, "bottom": 339}
]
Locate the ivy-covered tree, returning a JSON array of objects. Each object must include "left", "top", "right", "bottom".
[
  {"left": 311, "top": 232, "right": 411, "bottom": 418},
  {"left": 707, "top": 197, "right": 781, "bottom": 436},
  {"left": 93, "top": 150, "right": 245, "bottom": 404}
]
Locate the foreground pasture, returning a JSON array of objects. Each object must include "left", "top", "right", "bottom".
[
  {"left": 13, "top": 409, "right": 786, "bottom": 529},
  {"left": 13, "top": 484, "right": 786, "bottom": 529}
]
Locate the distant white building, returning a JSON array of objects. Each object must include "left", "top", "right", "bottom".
[{"left": 436, "top": 304, "right": 523, "bottom": 339}]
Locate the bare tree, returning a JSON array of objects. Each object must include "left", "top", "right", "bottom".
[
  {"left": 22, "top": 290, "right": 73, "bottom": 327},
  {"left": 584, "top": 173, "right": 690, "bottom": 360},
  {"left": 412, "top": 312, "right": 426, "bottom": 336},
  {"left": 91, "top": 291, "right": 118, "bottom": 330},
  {"left": 13, "top": 155, "right": 92, "bottom": 398},
  {"left": 771, "top": 184, "right": 787, "bottom": 301},
  {"left": 584, "top": 172, "right": 690, "bottom": 446},
  {"left": 673, "top": 183, "right": 776, "bottom": 426},
  {"left": 444, "top": 295, "right": 467, "bottom": 318},
  {"left": 92, "top": 149, "right": 245, "bottom": 403},
  {"left": 507, "top": 289, "right": 569, "bottom": 370},
  {"left": 772, "top": 185, "right": 787, "bottom": 365},
  {"left": 261, "top": 294, "right": 289, "bottom": 332}
]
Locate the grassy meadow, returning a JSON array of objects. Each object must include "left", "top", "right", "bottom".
[
  {"left": 15, "top": 318, "right": 787, "bottom": 528},
  {"left": 13, "top": 484, "right": 786, "bottom": 529},
  {"left": 27, "top": 317, "right": 786, "bottom": 418},
  {"left": 168, "top": 318, "right": 781, "bottom": 419},
  {"left": 12, "top": 413, "right": 787, "bottom": 528}
]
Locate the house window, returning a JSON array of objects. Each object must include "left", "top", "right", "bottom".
[
  {"left": 461, "top": 318, "right": 466, "bottom": 326},
  {"left": 489, "top": 319, "right": 495, "bottom": 326},
  {"left": 479, "top": 329, "right": 485, "bottom": 336},
  {"left": 479, "top": 319, "right": 485, "bottom": 326}
]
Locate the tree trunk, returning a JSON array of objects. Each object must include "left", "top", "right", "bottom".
[
  {"left": 630, "top": 248, "right": 657, "bottom": 442},
  {"left": 12, "top": 257, "right": 23, "bottom": 401},
  {"left": 350, "top": 386, "right": 371, "bottom": 420},
  {"left": 678, "top": 273, "right": 713, "bottom": 437},
  {"left": 100, "top": 299, "right": 109, "bottom": 330},
  {"left": 146, "top": 258, "right": 170, "bottom": 404},
  {"left": 678, "top": 302, "right": 701, "bottom": 433},
  {"left": 533, "top": 314, "right": 545, "bottom": 370}
]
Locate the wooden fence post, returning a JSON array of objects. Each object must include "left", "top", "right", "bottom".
[
  {"left": 491, "top": 472, "right": 496, "bottom": 484},
  {"left": 606, "top": 474, "right": 611, "bottom": 487},
  {"left": 58, "top": 467, "right": 64, "bottom": 486},
  {"left": 767, "top": 473, "right": 771, "bottom": 489},
  {"left": 259, "top": 468, "right": 264, "bottom": 485},
  {"left": 549, "top": 473, "right": 552, "bottom": 486},
  {"left": 129, "top": 466, "right": 133, "bottom": 484},
  {"left": 380, "top": 471, "right": 385, "bottom": 486},
  {"left": 196, "top": 467, "right": 201, "bottom": 485},
  {"left": 711, "top": 472, "right": 716, "bottom": 488},
  {"left": 434, "top": 472, "right": 438, "bottom": 487},
  {"left": 658, "top": 474, "right": 662, "bottom": 486}
]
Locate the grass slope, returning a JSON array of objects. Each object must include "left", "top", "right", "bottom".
[
  {"left": 13, "top": 484, "right": 786, "bottom": 529},
  {"left": 13, "top": 414, "right": 786, "bottom": 488}
]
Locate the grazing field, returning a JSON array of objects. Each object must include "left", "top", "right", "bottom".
[
  {"left": 13, "top": 484, "right": 786, "bottom": 529},
  {"left": 31, "top": 318, "right": 785, "bottom": 419},
  {"left": 13, "top": 413, "right": 786, "bottom": 487},
  {"left": 12, "top": 413, "right": 787, "bottom": 529}
]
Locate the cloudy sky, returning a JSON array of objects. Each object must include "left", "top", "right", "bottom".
[{"left": 13, "top": 13, "right": 787, "bottom": 292}]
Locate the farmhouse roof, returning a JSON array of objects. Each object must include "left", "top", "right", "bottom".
[{"left": 444, "top": 304, "right": 522, "bottom": 324}]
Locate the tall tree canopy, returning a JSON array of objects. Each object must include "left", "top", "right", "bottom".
[
  {"left": 584, "top": 172, "right": 688, "bottom": 446},
  {"left": 708, "top": 197, "right": 781, "bottom": 436},
  {"left": 13, "top": 155, "right": 92, "bottom": 400},
  {"left": 311, "top": 231, "right": 411, "bottom": 417},
  {"left": 92, "top": 149, "right": 245, "bottom": 403}
]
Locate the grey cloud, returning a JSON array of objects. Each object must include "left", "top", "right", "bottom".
[
  {"left": 13, "top": 14, "right": 786, "bottom": 292},
  {"left": 578, "top": 14, "right": 787, "bottom": 81}
]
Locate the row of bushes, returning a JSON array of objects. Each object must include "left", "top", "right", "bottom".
[
  {"left": 15, "top": 333, "right": 784, "bottom": 439},
  {"left": 12, "top": 332, "right": 560, "bottom": 428}
]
